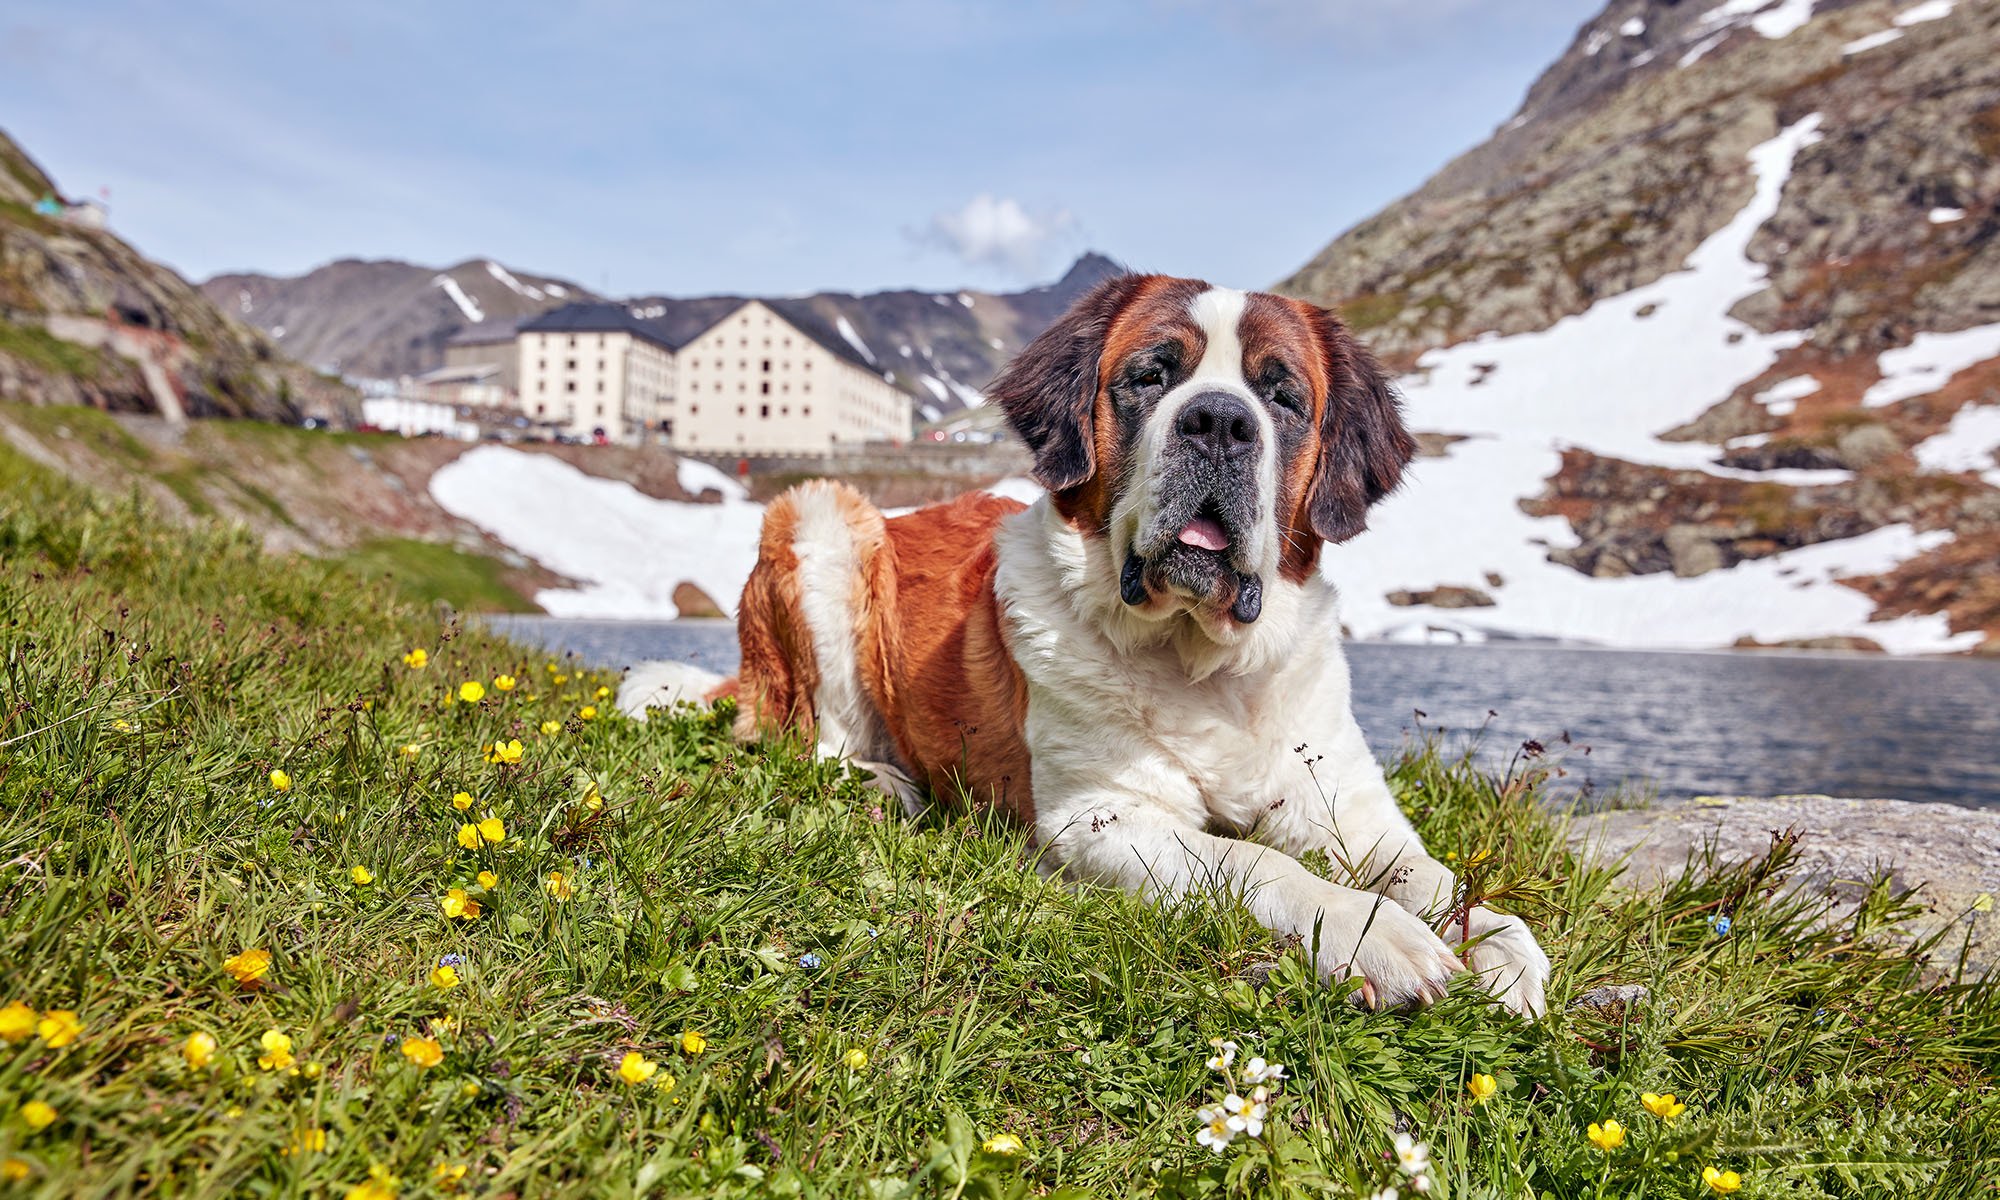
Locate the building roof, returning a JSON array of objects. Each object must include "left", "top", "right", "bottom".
[{"left": 516, "top": 298, "right": 888, "bottom": 378}]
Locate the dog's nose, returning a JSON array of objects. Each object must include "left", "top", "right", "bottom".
[{"left": 1176, "top": 392, "right": 1258, "bottom": 460}]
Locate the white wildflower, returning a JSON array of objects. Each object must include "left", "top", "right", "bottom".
[
  {"left": 1205, "top": 1037, "right": 1238, "bottom": 1071},
  {"left": 1409, "top": 1174, "right": 1432, "bottom": 1193},
  {"left": 1194, "top": 1105, "right": 1235, "bottom": 1153},
  {"left": 1241, "top": 1056, "right": 1287, "bottom": 1084},
  {"left": 1366, "top": 1189, "right": 1400, "bottom": 1200},
  {"left": 1394, "top": 1133, "right": 1432, "bottom": 1176}
]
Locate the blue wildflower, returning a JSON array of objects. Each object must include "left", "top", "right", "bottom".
[
  {"left": 439, "top": 953, "right": 466, "bottom": 967},
  {"left": 799, "top": 953, "right": 823, "bottom": 969},
  {"left": 1709, "top": 914, "right": 1733, "bottom": 936}
]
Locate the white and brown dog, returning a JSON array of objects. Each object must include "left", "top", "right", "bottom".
[{"left": 621, "top": 274, "right": 1550, "bottom": 1017}]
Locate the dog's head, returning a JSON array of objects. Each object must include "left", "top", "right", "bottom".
[{"left": 991, "top": 273, "right": 1414, "bottom": 644}]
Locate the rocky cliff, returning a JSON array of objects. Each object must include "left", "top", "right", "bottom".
[
  {"left": 0, "top": 129, "right": 350, "bottom": 423},
  {"left": 1276, "top": 0, "right": 2000, "bottom": 653}
]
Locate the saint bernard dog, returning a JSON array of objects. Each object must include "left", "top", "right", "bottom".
[{"left": 621, "top": 274, "right": 1551, "bottom": 1017}]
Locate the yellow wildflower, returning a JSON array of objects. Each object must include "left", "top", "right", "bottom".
[
  {"left": 1702, "top": 1166, "right": 1743, "bottom": 1194},
  {"left": 257, "top": 1028, "right": 296, "bottom": 1071},
  {"left": 282, "top": 1127, "right": 328, "bottom": 1156},
  {"left": 0, "top": 1002, "right": 38, "bottom": 1042},
  {"left": 452, "top": 791, "right": 475, "bottom": 811},
  {"left": 303, "top": 1061, "right": 324, "bottom": 1080},
  {"left": 1975, "top": 893, "right": 1994, "bottom": 913},
  {"left": 223, "top": 948, "right": 273, "bottom": 986},
  {"left": 545, "top": 871, "right": 574, "bottom": 902},
  {"left": 477, "top": 817, "right": 506, "bottom": 844},
  {"left": 345, "top": 1164, "right": 398, "bottom": 1200},
  {"left": 0, "top": 1159, "right": 28, "bottom": 1182},
  {"left": 1642, "top": 1092, "right": 1687, "bottom": 1121},
  {"left": 183, "top": 1031, "right": 218, "bottom": 1070},
  {"left": 579, "top": 705, "right": 598, "bottom": 721},
  {"left": 350, "top": 865, "right": 375, "bottom": 886},
  {"left": 982, "top": 1134, "right": 1024, "bottom": 1156},
  {"left": 269, "top": 769, "right": 292, "bottom": 792},
  {"left": 551, "top": 672, "right": 569, "bottom": 686},
  {"left": 19, "top": 1101, "right": 56, "bottom": 1132},
  {"left": 493, "top": 674, "right": 517, "bottom": 692},
  {"left": 1587, "top": 1120, "right": 1626, "bottom": 1152},
  {"left": 582, "top": 784, "right": 603, "bottom": 811},
  {"left": 484, "top": 739, "right": 524, "bottom": 765},
  {"left": 679, "top": 1030, "right": 707, "bottom": 1055},
  {"left": 400, "top": 743, "right": 421, "bottom": 761},
  {"left": 539, "top": 720, "right": 562, "bottom": 736},
  {"left": 456, "top": 824, "right": 480, "bottom": 850},
  {"left": 440, "top": 889, "right": 482, "bottom": 920},
  {"left": 1468, "top": 1073, "right": 1498, "bottom": 1103},
  {"left": 617, "top": 1051, "right": 659, "bottom": 1085},
  {"left": 401, "top": 1036, "right": 444, "bottom": 1068},
  {"left": 35, "top": 1010, "right": 80, "bottom": 1049},
  {"left": 842, "top": 1047, "right": 869, "bottom": 1070},
  {"left": 459, "top": 681, "right": 486, "bottom": 704},
  {"left": 476, "top": 870, "right": 498, "bottom": 890},
  {"left": 434, "top": 1162, "right": 470, "bottom": 1192},
  {"left": 431, "top": 966, "right": 461, "bottom": 990},
  {"left": 403, "top": 648, "right": 428, "bottom": 669}
]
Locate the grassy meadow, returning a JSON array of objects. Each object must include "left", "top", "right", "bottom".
[{"left": 1, "top": 429, "right": 1996, "bottom": 1198}]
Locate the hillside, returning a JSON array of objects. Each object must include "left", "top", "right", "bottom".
[
  {"left": 1275, "top": 0, "right": 2000, "bottom": 653},
  {"left": 203, "top": 252, "right": 1127, "bottom": 420},
  {"left": 0, "top": 129, "right": 350, "bottom": 424}
]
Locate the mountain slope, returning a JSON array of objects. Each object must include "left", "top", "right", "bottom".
[
  {"left": 1275, "top": 0, "right": 2000, "bottom": 653},
  {"left": 203, "top": 258, "right": 595, "bottom": 380},
  {"left": 203, "top": 253, "right": 1127, "bottom": 418},
  {"left": 0, "top": 129, "right": 349, "bottom": 422}
]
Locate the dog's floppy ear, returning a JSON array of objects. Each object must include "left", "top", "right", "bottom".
[
  {"left": 1305, "top": 306, "right": 1417, "bottom": 544},
  {"left": 989, "top": 273, "right": 1145, "bottom": 492}
]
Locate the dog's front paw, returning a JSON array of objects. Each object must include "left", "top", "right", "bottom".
[
  {"left": 1318, "top": 895, "right": 1464, "bottom": 1011},
  {"left": 1449, "top": 906, "right": 1551, "bottom": 1020}
]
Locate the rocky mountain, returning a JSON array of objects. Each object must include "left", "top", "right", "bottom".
[
  {"left": 203, "top": 252, "right": 1127, "bottom": 420},
  {"left": 1275, "top": 0, "right": 2000, "bottom": 653},
  {"left": 203, "top": 258, "right": 596, "bottom": 381},
  {"left": 0, "top": 129, "right": 349, "bottom": 423}
]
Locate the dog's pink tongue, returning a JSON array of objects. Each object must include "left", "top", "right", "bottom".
[{"left": 1177, "top": 516, "right": 1231, "bottom": 552}]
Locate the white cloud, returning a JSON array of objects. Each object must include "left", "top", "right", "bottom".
[{"left": 911, "top": 194, "right": 1077, "bottom": 277}]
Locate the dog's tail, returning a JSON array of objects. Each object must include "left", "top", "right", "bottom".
[{"left": 616, "top": 660, "right": 736, "bottom": 720}]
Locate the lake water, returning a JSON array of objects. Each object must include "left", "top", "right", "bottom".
[{"left": 483, "top": 615, "right": 2000, "bottom": 809}]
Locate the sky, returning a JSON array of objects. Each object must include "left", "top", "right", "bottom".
[{"left": 0, "top": 0, "right": 1603, "bottom": 298}]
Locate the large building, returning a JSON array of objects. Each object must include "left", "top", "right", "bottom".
[{"left": 508, "top": 299, "right": 911, "bottom": 452}]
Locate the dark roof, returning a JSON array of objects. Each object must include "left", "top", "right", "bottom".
[{"left": 520, "top": 298, "right": 886, "bottom": 377}]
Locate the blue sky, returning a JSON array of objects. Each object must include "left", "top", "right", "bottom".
[{"left": 1, "top": 0, "right": 1601, "bottom": 297}]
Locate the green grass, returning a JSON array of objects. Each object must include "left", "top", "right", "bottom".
[
  {"left": 1, "top": 438, "right": 1997, "bottom": 1198},
  {"left": 334, "top": 538, "right": 541, "bottom": 616},
  {"left": 0, "top": 321, "right": 118, "bottom": 381}
]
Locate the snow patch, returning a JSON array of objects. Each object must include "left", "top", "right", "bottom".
[
  {"left": 1749, "top": 0, "right": 1814, "bottom": 37},
  {"left": 271, "top": 325, "right": 286, "bottom": 339},
  {"left": 1755, "top": 374, "right": 1820, "bottom": 416},
  {"left": 433, "top": 275, "right": 485, "bottom": 323},
  {"left": 432, "top": 447, "right": 763, "bottom": 619},
  {"left": 1679, "top": 31, "right": 1730, "bottom": 66},
  {"left": 918, "top": 375, "right": 949, "bottom": 402},
  {"left": 945, "top": 379, "right": 986, "bottom": 409},
  {"left": 545, "top": 283, "right": 568, "bottom": 297},
  {"left": 1894, "top": 0, "right": 1953, "bottom": 24},
  {"left": 1842, "top": 28, "right": 1903, "bottom": 52},
  {"left": 920, "top": 403, "right": 942, "bottom": 422},
  {"left": 1862, "top": 322, "right": 2000, "bottom": 407},
  {"left": 484, "top": 261, "right": 544, "bottom": 302},
  {"left": 1914, "top": 405, "right": 2000, "bottom": 482},
  {"left": 957, "top": 293, "right": 976, "bottom": 308},
  {"left": 835, "top": 316, "right": 877, "bottom": 364},
  {"left": 1928, "top": 207, "right": 1966, "bottom": 224},
  {"left": 1620, "top": 16, "right": 1646, "bottom": 35},
  {"left": 674, "top": 456, "right": 749, "bottom": 502},
  {"left": 1584, "top": 29, "right": 1610, "bottom": 55}
]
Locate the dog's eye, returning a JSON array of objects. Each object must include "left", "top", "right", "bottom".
[{"left": 1131, "top": 367, "right": 1165, "bottom": 389}]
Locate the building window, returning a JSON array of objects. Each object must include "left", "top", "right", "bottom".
[
  {"left": 596, "top": 405, "right": 605, "bottom": 417},
  {"left": 537, "top": 381, "right": 545, "bottom": 393},
  {"left": 761, "top": 359, "right": 771, "bottom": 372},
  {"left": 803, "top": 406, "right": 811, "bottom": 417},
  {"left": 597, "top": 359, "right": 605, "bottom": 371},
  {"left": 760, "top": 381, "right": 770, "bottom": 395},
  {"left": 536, "top": 403, "right": 546, "bottom": 415},
  {"left": 690, "top": 404, "right": 699, "bottom": 414},
  {"left": 737, "top": 405, "right": 746, "bottom": 416},
  {"left": 538, "top": 358, "right": 546, "bottom": 370},
  {"left": 566, "top": 359, "right": 577, "bottom": 370},
  {"left": 566, "top": 381, "right": 576, "bottom": 392},
  {"left": 781, "top": 406, "right": 789, "bottom": 417},
  {"left": 568, "top": 336, "right": 576, "bottom": 349},
  {"left": 597, "top": 381, "right": 605, "bottom": 393},
  {"left": 760, "top": 404, "right": 770, "bottom": 418}
]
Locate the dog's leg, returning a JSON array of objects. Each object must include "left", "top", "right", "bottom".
[
  {"left": 1255, "top": 722, "right": 1551, "bottom": 1019},
  {"left": 1038, "top": 794, "right": 1462, "bottom": 1010}
]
